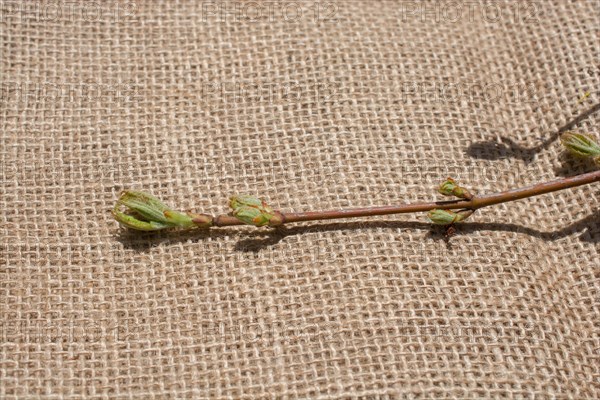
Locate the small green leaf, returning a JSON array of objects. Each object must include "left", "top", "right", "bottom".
[
  {"left": 229, "top": 195, "right": 266, "bottom": 210},
  {"left": 112, "top": 208, "right": 171, "bottom": 231},
  {"left": 561, "top": 132, "right": 600, "bottom": 159},
  {"left": 117, "top": 191, "right": 173, "bottom": 224}
]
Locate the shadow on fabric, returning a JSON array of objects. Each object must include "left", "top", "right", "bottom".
[{"left": 466, "top": 102, "right": 600, "bottom": 163}]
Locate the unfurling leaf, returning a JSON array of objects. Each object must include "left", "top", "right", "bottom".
[{"left": 112, "top": 190, "right": 212, "bottom": 231}]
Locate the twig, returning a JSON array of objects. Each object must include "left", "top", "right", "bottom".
[
  {"left": 211, "top": 170, "right": 600, "bottom": 227},
  {"left": 112, "top": 170, "right": 599, "bottom": 231}
]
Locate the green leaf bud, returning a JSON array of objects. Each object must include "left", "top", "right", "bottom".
[{"left": 427, "top": 209, "right": 474, "bottom": 225}]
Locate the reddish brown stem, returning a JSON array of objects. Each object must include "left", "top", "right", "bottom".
[{"left": 212, "top": 170, "right": 600, "bottom": 227}]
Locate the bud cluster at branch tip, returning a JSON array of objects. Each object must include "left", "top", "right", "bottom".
[
  {"left": 229, "top": 195, "right": 284, "bottom": 227},
  {"left": 112, "top": 190, "right": 213, "bottom": 231}
]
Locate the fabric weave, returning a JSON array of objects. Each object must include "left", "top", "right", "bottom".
[{"left": 1, "top": 1, "right": 599, "bottom": 398}]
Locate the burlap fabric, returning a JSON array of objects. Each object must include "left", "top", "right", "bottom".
[{"left": 1, "top": 1, "right": 599, "bottom": 398}]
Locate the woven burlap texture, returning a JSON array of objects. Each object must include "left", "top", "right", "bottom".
[{"left": 1, "top": 1, "right": 599, "bottom": 398}]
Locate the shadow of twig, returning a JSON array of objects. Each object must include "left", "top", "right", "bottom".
[
  {"left": 466, "top": 102, "right": 600, "bottom": 163},
  {"left": 232, "top": 211, "right": 599, "bottom": 252},
  {"left": 554, "top": 151, "right": 600, "bottom": 177},
  {"left": 115, "top": 227, "right": 237, "bottom": 252}
]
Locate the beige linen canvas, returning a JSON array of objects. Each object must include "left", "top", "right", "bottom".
[{"left": 1, "top": 1, "right": 599, "bottom": 398}]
